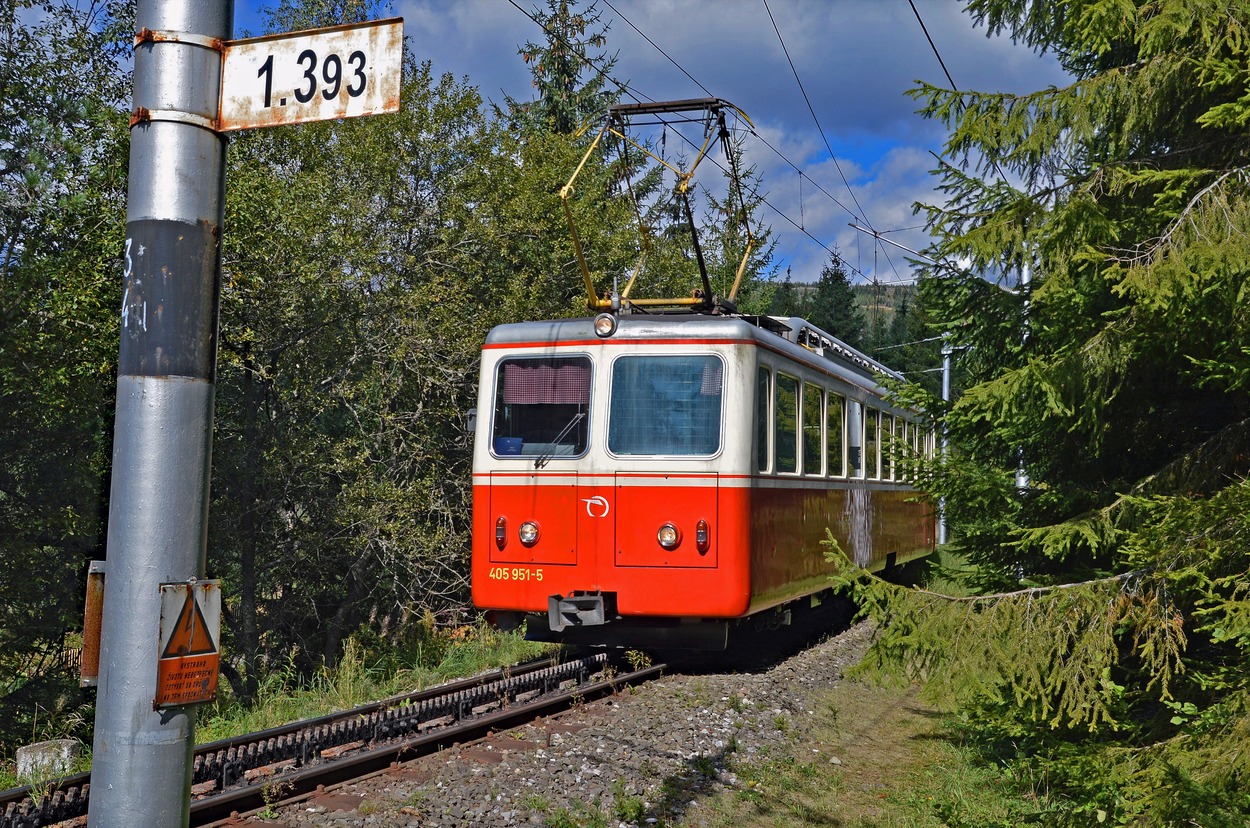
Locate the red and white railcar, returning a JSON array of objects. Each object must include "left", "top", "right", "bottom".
[{"left": 470, "top": 312, "right": 935, "bottom": 648}]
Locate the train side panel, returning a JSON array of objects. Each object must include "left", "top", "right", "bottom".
[{"left": 745, "top": 483, "right": 935, "bottom": 613}]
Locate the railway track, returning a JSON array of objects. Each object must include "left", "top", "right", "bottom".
[{"left": 1, "top": 652, "right": 665, "bottom": 827}]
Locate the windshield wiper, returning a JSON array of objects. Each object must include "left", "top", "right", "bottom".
[{"left": 535, "top": 411, "right": 586, "bottom": 469}]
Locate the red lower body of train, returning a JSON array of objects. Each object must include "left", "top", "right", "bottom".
[{"left": 472, "top": 473, "right": 933, "bottom": 648}]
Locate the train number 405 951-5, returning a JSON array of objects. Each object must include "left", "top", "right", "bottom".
[{"left": 488, "top": 567, "right": 543, "bottom": 582}]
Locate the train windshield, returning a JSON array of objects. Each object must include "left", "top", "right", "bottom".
[
  {"left": 491, "top": 356, "right": 591, "bottom": 458},
  {"left": 608, "top": 355, "right": 724, "bottom": 456}
]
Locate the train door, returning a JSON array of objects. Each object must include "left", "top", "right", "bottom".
[
  {"left": 486, "top": 474, "right": 578, "bottom": 566},
  {"left": 485, "top": 353, "right": 593, "bottom": 567},
  {"left": 606, "top": 352, "right": 724, "bottom": 569}
]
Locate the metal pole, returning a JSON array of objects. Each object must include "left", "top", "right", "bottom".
[
  {"left": 1016, "top": 263, "right": 1031, "bottom": 490},
  {"left": 938, "top": 342, "right": 951, "bottom": 545},
  {"left": 89, "top": 1, "right": 231, "bottom": 825}
]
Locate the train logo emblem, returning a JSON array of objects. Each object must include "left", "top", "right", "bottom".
[{"left": 582, "top": 496, "right": 610, "bottom": 518}]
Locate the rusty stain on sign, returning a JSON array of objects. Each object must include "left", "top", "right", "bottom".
[{"left": 219, "top": 18, "right": 403, "bottom": 132}]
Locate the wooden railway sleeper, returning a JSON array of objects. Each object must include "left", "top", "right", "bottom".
[{"left": 1, "top": 783, "right": 87, "bottom": 828}]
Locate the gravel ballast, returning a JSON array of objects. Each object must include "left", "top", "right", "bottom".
[{"left": 263, "top": 621, "right": 876, "bottom": 827}]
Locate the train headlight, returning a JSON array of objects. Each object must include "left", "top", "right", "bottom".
[
  {"left": 696, "top": 519, "right": 710, "bottom": 554},
  {"left": 519, "top": 521, "right": 540, "bottom": 546},
  {"left": 593, "top": 312, "right": 618, "bottom": 338},
  {"left": 495, "top": 516, "right": 507, "bottom": 550},
  {"left": 657, "top": 523, "right": 681, "bottom": 549}
]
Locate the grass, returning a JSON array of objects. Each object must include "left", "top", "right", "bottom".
[
  {"left": 197, "top": 621, "right": 554, "bottom": 743},
  {"left": 0, "top": 621, "right": 553, "bottom": 793},
  {"left": 0, "top": 750, "right": 92, "bottom": 794},
  {"left": 668, "top": 549, "right": 1050, "bottom": 827},
  {"left": 679, "top": 671, "right": 1051, "bottom": 827}
]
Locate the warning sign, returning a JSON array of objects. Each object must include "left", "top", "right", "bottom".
[{"left": 156, "top": 580, "right": 221, "bottom": 707}]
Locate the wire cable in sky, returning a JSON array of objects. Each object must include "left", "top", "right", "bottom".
[
  {"left": 908, "top": 0, "right": 957, "bottom": 92},
  {"left": 504, "top": 0, "right": 873, "bottom": 283},
  {"left": 599, "top": 0, "right": 712, "bottom": 98},
  {"left": 760, "top": 0, "right": 870, "bottom": 228},
  {"left": 762, "top": 0, "right": 905, "bottom": 283},
  {"left": 907, "top": 0, "right": 1011, "bottom": 187},
  {"left": 597, "top": 0, "right": 884, "bottom": 281},
  {"left": 598, "top": 0, "right": 879, "bottom": 271}
]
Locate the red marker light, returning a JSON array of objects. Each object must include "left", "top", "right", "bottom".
[{"left": 696, "top": 519, "right": 710, "bottom": 554}]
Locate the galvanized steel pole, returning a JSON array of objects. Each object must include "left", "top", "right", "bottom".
[
  {"left": 938, "top": 343, "right": 951, "bottom": 546},
  {"left": 89, "top": 1, "right": 232, "bottom": 825}
]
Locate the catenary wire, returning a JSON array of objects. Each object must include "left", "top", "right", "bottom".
[
  {"left": 760, "top": 0, "right": 869, "bottom": 227},
  {"left": 907, "top": 0, "right": 1011, "bottom": 187},
  {"left": 760, "top": 0, "right": 906, "bottom": 284},
  {"left": 602, "top": 0, "right": 896, "bottom": 275},
  {"left": 504, "top": 0, "right": 871, "bottom": 283},
  {"left": 599, "top": 0, "right": 713, "bottom": 97}
]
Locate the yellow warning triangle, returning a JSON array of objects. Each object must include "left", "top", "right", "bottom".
[{"left": 162, "top": 591, "right": 216, "bottom": 658}]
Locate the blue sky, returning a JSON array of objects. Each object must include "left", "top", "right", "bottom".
[{"left": 234, "top": 1, "right": 1070, "bottom": 284}]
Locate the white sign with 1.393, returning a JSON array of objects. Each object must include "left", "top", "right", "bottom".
[{"left": 219, "top": 17, "right": 403, "bottom": 132}]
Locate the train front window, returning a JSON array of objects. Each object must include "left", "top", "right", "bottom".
[
  {"left": 608, "top": 355, "right": 724, "bottom": 456},
  {"left": 492, "top": 356, "right": 591, "bottom": 458}
]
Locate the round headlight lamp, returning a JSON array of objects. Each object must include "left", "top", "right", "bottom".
[
  {"left": 593, "top": 312, "right": 618, "bottom": 338},
  {"left": 519, "top": 521, "right": 540, "bottom": 546},
  {"left": 657, "top": 523, "right": 681, "bottom": 549}
]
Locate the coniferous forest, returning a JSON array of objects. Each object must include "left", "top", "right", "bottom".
[{"left": 4, "top": 1, "right": 1250, "bottom": 824}]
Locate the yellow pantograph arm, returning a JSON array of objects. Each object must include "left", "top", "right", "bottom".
[
  {"left": 560, "top": 98, "right": 757, "bottom": 312},
  {"left": 560, "top": 124, "right": 609, "bottom": 308}
]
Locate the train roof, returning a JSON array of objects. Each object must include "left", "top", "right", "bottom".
[{"left": 483, "top": 313, "right": 905, "bottom": 385}]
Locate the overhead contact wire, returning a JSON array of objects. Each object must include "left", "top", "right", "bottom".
[
  {"left": 762, "top": 0, "right": 904, "bottom": 282},
  {"left": 505, "top": 0, "right": 867, "bottom": 282}
]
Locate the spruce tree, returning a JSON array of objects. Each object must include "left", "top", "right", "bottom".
[
  {"left": 768, "top": 267, "right": 801, "bottom": 316},
  {"left": 846, "top": 2, "right": 1250, "bottom": 823},
  {"left": 805, "top": 253, "right": 864, "bottom": 347},
  {"left": 503, "top": 0, "right": 618, "bottom": 135}
]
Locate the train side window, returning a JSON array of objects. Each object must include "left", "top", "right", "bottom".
[
  {"left": 827, "top": 393, "right": 845, "bottom": 477},
  {"left": 907, "top": 420, "right": 919, "bottom": 481},
  {"left": 894, "top": 416, "right": 902, "bottom": 480},
  {"left": 608, "top": 355, "right": 724, "bottom": 455},
  {"left": 900, "top": 420, "right": 911, "bottom": 482},
  {"left": 881, "top": 413, "right": 894, "bottom": 481},
  {"left": 865, "top": 407, "right": 879, "bottom": 479},
  {"left": 492, "top": 355, "right": 592, "bottom": 458},
  {"left": 756, "top": 367, "right": 771, "bottom": 472},
  {"left": 775, "top": 374, "right": 799, "bottom": 474},
  {"left": 802, "top": 383, "right": 823, "bottom": 476},
  {"left": 847, "top": 400, "right": 863, "bottom": 478}
]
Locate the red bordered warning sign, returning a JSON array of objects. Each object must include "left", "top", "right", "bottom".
[{"left": 156, "top": 579, "right": 221, "bottom": 707}]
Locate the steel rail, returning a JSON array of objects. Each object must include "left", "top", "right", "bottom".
[
  {"left": 193, "top": 660, "right": 666, "bottom": 825},
  {"left": 2, "top": 653, "right": 644, "bottom": 828}
]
